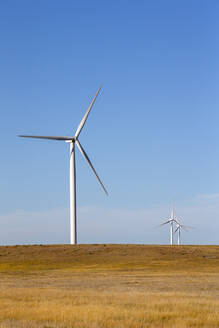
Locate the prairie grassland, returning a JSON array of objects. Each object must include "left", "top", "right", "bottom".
[{"left": 0, "top": 244, "right": 219, "bottom": 327}]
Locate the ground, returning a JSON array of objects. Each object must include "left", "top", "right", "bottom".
[{"left": 0, "top": 244, "right": 219, "bottom": 327}]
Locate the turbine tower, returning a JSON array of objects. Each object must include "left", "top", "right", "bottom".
[
  {"left": 160, "top": 206, "right": 176, "bottom": 245},
  {"left": 18, "top": 86, "right": 108, "bottom": 245}
]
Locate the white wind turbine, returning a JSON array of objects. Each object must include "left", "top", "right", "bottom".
[
  {"left": 18, "top": 86, "right": 108, "bottom": 245},
  {"left": 160, "top": 206, "right": 176, "bottom": 245},
  {"left": 174, "top": 217, "right": 190, "bottom": 245}
]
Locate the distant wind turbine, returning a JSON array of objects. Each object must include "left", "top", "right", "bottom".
[
  {"left": 159, "top": 206, "right": 176, "bottom": 245},
  {"left": 18, "top": 86, "right": 108, "bottom": 245},
  {"left": 174, "top": 217, "right": 191, "bottom": 245}
]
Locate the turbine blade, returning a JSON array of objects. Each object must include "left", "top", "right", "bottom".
[
  {"left": 159, "top": 220, "right": 171, "bottom": 226},
  {"left": 183, "top": 224, "right": 194, "bottom": 229},
  {"left": 75, "top": 139, "right": 108, "bottom": 195},
  {"left": 74, "top": 86, "right": 101, "bottom": 139},
  {"left": 18, "top": 135, "right": 74, "bottom": 141},
  {"left": 181, "top": 224, "right": 191, "bottom": 232}
]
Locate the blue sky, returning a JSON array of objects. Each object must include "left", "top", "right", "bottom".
[{"left": 0, "top": 0, "right": 219, "bottom": 245}]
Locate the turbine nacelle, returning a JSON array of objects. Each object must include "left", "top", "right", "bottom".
[{"left": 65, "top": 138, "right": 76, "bottom": 143}]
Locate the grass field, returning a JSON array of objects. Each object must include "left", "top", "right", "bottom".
[{"left": 0, "top": 244, "right": 219, "bottom": 327}]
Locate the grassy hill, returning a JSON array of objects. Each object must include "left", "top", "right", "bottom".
[{"left": 0, "top": 244, "right": 219, "bottom": 327}]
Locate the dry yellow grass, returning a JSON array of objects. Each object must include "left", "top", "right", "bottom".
[{"left": 0, "top": 244, "right": 219, "bottom": 327}]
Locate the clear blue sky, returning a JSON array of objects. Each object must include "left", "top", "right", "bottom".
[{"left": 0, "top": 0, "right": 219, "bottom": 245}]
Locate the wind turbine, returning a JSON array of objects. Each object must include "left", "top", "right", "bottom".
[
  {"left": 174, "top": 217, "right": 190, "bottom": 245},
  {"left": 18, "top": 86, "right": 108, "bottom": 245},
  {"left": 159, "top": 206, "right": 176, "bottom": 245}
]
